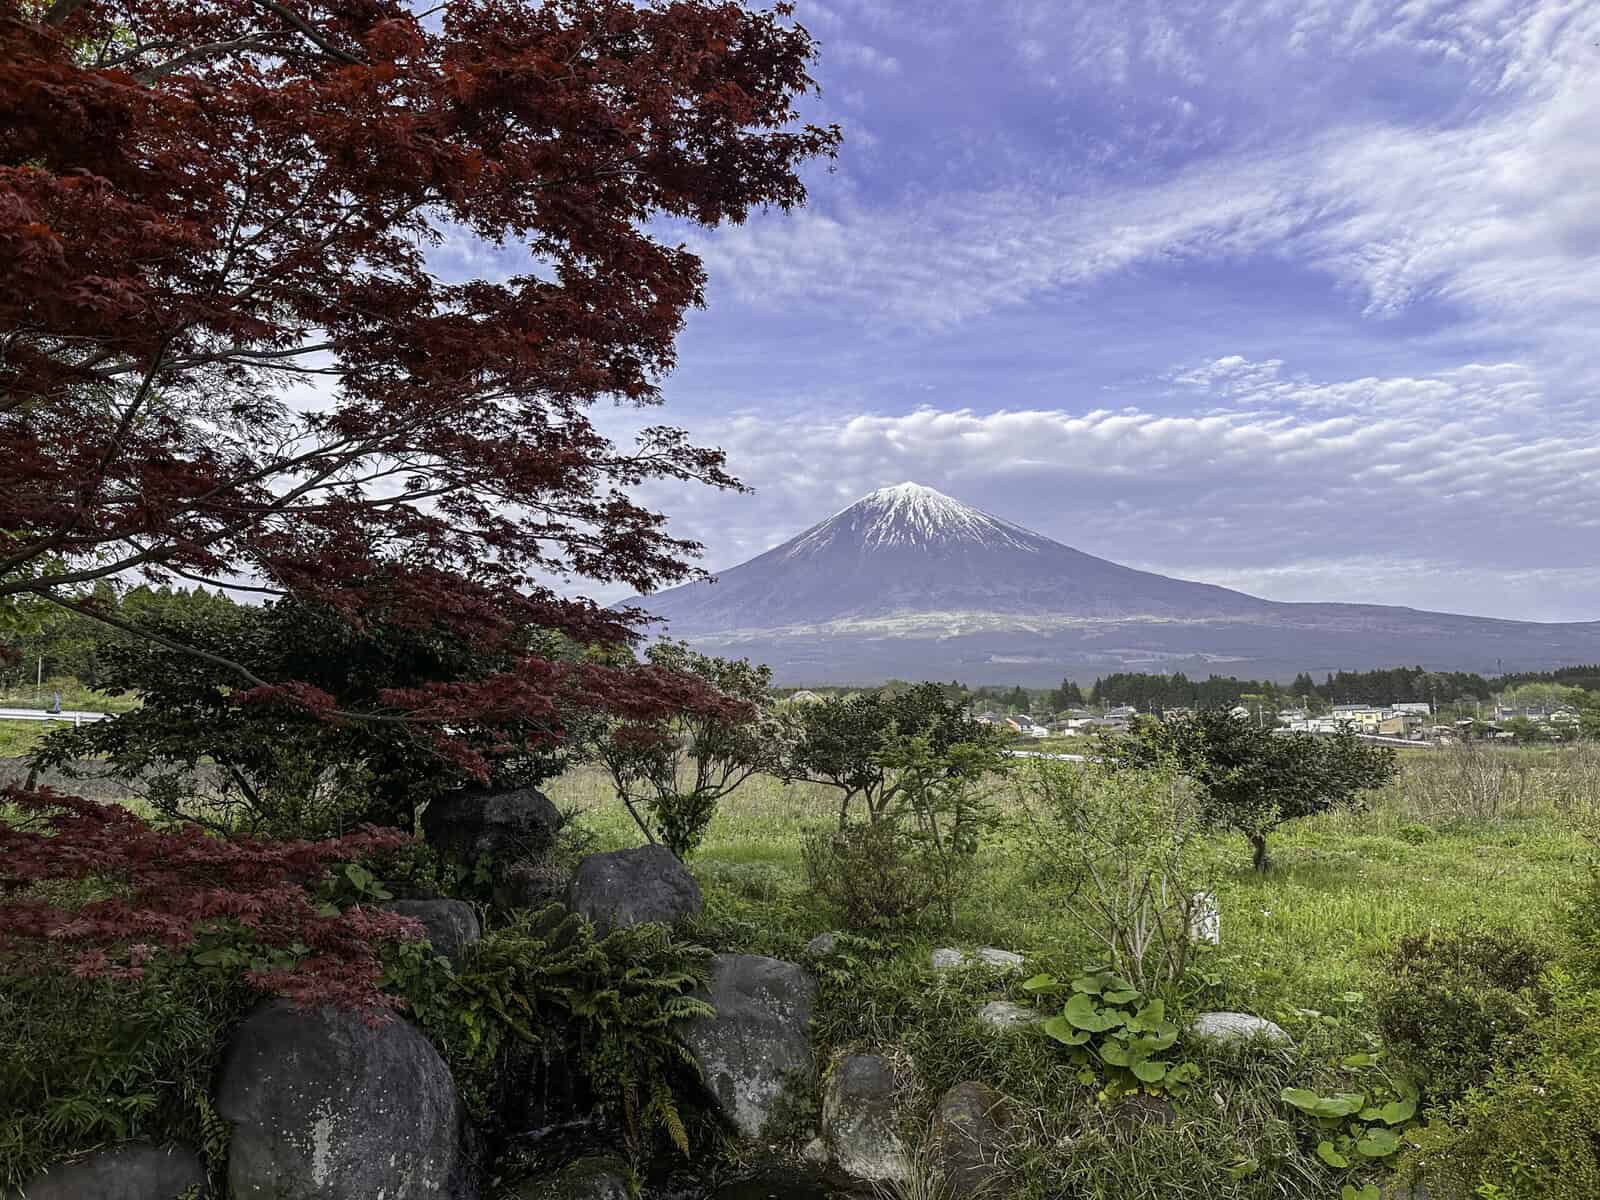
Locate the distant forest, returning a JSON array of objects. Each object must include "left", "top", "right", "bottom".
[{"left": 7, "top": 587, "right": 1599, "bottom": 715}]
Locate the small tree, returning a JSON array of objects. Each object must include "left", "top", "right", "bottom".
[
  {"left": 1017, "top": 758, "right": 1204, "bottom": 988},
  {"left": 802, "top": 731, "right": 1004, "bottom": 930},
  {"left": 593, "top": 642, "right": 785, "bottom": 858},
  {"left": 1103, "top": 707, "right": 1397, "bottom": 870},
  {"left": 783, "top": 682, "right": 996, "bottom": 828}
]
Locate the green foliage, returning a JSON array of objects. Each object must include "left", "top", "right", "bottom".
[
  {"left": 390, "top": 904, "right": 712, "bottom": 1156},
  {"left": 802, "top": 818, "right": 947, "bottom": 932},
  {"left": 1024, "top": 968, "right": 1201, "bottom": 1100},
  {"left": 1373, "top": 923, "right": 1550, "bottom": 1104},
  {"left": 0, "top": 952, "right": 252, "bottom": 1192},
  {"left": 1016, "top": 760, "right": 1206, "bottom": 989},
  {"left": 1276, "top": 1051, "right": 1418, "bottom": 1180},
  {"left": 801, "top": 732, "right": 1001, "bottom": 930},
  {"left": 32, "top": 597, "right": 589, "bottom": 835},
  {"left": 1398, "top": 976, "right": 1600, "bottom": 1199},
  {"left": 595, "top": 641, "right": 785, "bottom": 858},
  {"left": 1104, "top": 707, "right": 1398, "bottom": 870},
  {"left": 783, "top": 682, "right": 1000, "bottom": 828}
]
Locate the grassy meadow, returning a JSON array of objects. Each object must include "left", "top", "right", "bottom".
[{"left": 548, "top": 745, "right": 1600, "bottom": 1199}]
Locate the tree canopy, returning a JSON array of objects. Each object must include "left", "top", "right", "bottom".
[
  {"left": 1102, "top": 707, "right": 1398, "bottom": 870},
  {"left": 2, "top": 0, "right": 839, "bottom": 763}
]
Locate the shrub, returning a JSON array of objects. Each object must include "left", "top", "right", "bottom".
[
  {"left": 1399, "top": 976, "right": 1600, "bottom": 1199},
  {"left": 801, "top": 733, "right": 1000, "bottom": 930},
  {"left": 1016, "top": 761, "right": 1205, "bottom": 989},
  {"left": 392, "top": 904, "right": 713, "bottom": 1156},
  {"left": 593, "top": 641, "right": 787, "bottom": 858},
  {"left": 0, "top": 954, "right": 249, "bottom": 1192},
  {"left": 803, "top": 819, "right": 945, "bottom": 931},
  {"left": 1102, "top": 708, "right": 1396, "bottom": 870},
  {"left": 1374, "top": 923, "right": 1550, "bottom": 1104},
  {"left": 782, "top": 683, "right": 1003, "bottom": 828}
]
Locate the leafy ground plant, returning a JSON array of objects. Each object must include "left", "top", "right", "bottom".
[
  {"left": 1023, "top": 967, "right": 1201, "bottom": 1100},
  {"left": 1279, "top": 1050, "right": 1418, "bottom": 1181}
]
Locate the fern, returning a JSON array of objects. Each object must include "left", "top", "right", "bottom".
[{"left": 391, "top": 902, "right": 714, "bottom": 1158}]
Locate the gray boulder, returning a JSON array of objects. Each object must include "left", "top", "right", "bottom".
[
  {"left": 421, "top": 786, "right": 562, "bottom": 868},
  {"left": 21, "top": 1142, "right": 208, "bottom": 1199},
  {"left": 975, "top": 1001, "right": 1040, "bottom": 1032},
  {"left": 382, "top": 898, "right": 480, "bottom": 968},
  {"left": 216, "top": 1001, "right": 479, "bottom": 1199},
  {"left": 568, "top": 843, "right": 702, "bottom": 935},
  {"left": 822, "top": 1053, "right": 907, "bottom": 1182},
  {"left": 682, "top": 953, "right": 816, "bottom": 1139},
  {"left": 930, "top": 947, "right": 969, "bottom": 972},
  {"left": 975, "top": 948, "right": 1025, "bottom": 973},
  {"left": 931, "top": 1082, "right": 1010, "bottom": 1198},
  {"left": 513, "top": 1155, "right": 630, "bottom": 1200},
  {"left": 1187, "top": 1011, "right": 1292, "bottom": 1047},
  {"left": 930, "top": 947, "right": 1025, "bottom": 975}
]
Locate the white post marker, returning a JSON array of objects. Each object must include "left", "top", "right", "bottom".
[{"left": 1189, "top": 890, "right": 1220, "bottom": 945}]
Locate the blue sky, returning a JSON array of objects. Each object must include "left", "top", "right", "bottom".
[{"left": 568, "top": 1, "right": 1600, "bottom": 621}]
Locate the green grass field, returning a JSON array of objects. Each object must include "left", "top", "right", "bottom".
[{"left": 546, "top": 747, "right": 1597, "bottom": 1199}]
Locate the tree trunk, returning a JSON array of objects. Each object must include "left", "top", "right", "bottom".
[{"left": 1248, "top": 831, "right": 1271, "bottom": 872}]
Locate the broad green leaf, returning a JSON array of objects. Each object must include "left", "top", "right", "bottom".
[
  {"left": 1099, "top": 1042, "right": 1131, "bottom": 1067},
  {"left": 1022, "top": 973, "right": 1066, "bottom": 995},
  {"left": 1103, "top": 988, "right": 1140, "bottom": 1004},
  {"left": 1132, "top": 1059, "right": 1167, "bottom": 1083},
  {"left": 1356, "top": 1128, "right": 1402, "bottom": 1158},
  {"left": 1316, "top": 1140, "right": 1350, "bottom": 1168},
  {"left": 1341, "top": 1052, "right": 1379, "bottom": 1068},
  {"left": 1041, "top": 1015, "right": 1091, "bottom": 1046},
  {"left": 1071, "top": 974, "right": 1104, "bottom": 995},
  {"left": 1281, "top": 1087, "right": 1322, "bottom": 1113},
  {"left": 1378, "top": 1097, "right": 1417, "bottom": 1124},
  {"left": 1075, "top": 1066, "right": 1096, "bottom": 1086},
  {"left": 1312, "top": 1093, "right": 1365, "bottom": 1119},
  {"left": 1064, "top": 992, "right": 1124, "bottom": 1032},
  {"left": 1166, "top": 1062, "right": 1200, "bottom": 1085},
  {"left": 1126, "top": 999, "right": 1166, "bottom": 1031},
  {"left": 1342, "top": 1185, "right": 1381, "bottom": 1200}
]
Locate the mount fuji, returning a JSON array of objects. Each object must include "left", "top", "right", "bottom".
[{"left": 624, "top": 483, "right": 1600, "bottom": 686}]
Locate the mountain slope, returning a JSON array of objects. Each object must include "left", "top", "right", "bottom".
[{"left": 625, "top": 483, "right": 1600, "bottom": 685}]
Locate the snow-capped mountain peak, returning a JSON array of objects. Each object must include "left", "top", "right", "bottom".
[
  {"left": 621, "top": 483, "right": 1600, "bottom": 686},
  {"left": 784, "top": 481, "right": 1042, "bottom": 556}
]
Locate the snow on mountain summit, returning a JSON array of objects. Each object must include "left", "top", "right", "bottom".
[{"left": 783, "top": 481, "right": 1043, "bottom": 557}]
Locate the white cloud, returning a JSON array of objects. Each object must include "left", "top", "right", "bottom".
[
  {"left": 605, "top": 355, "right": 1600, "bottom": 621},
  {"left": 827, "top": 40, "right": 902, "bottom": 74}
]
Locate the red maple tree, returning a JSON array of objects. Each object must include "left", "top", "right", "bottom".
[
  {"left": 0, "top": 0, "right": 838, "bottom": 746},
  {"left": 0, "top": 785, "right": 423, "bottom": 1010}
]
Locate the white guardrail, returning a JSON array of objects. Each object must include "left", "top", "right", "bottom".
[{"left": 0, "top": 707, "right": 111, "bottom": 726}]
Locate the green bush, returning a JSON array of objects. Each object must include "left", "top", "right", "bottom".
[
  {"left": 391, "top": 904, "right": 712, "bottom": 1156},
  {"left": 801, "top": 818, "right": 947, "bottom": 931},
  {"left": 800, "top": 733, "right": 999, "bottom": 931},
  {"left": 1399, "top": 976, "right": 1600, "bottom": 1199},
  {"left": 1015, "top": 760, "right": 1206, "bottom": 990},
  {"left": 1374, "top": 923, "right": 1550, "bottom": 1104},
  {"left": 0, "top": 954, "right": 249, "bottom": 1192}
]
